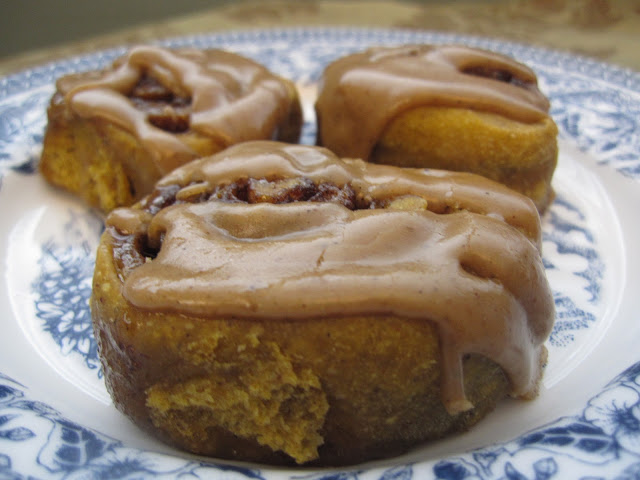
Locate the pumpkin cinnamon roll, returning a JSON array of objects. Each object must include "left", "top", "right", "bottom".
[
  {"left": 315, "top": 44, "right": 558, "bottom": 212},
  {"left": 91, "top": 141, "right": 554, "bottom": 466},
  {"left": 40, "top": 46, "right": 302, "bottom": 212}
]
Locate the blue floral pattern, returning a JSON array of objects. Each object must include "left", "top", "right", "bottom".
[
  {"left": 542, "top": 196, "right": 602, "bottom": 348},
  {"left": 32, "top": 210, "right": 103, "bottom": 373},
  {"left": 1, "top": 28, "right": 640, "bottom": 479},
  {"left": 0, "top": 87, "right": 48, "bottom": 174},
  {"left": 430, "top": 362, "right": 640, "bottom": 480},
  {"left": 0, "top": 372, "right": 266, "bottom": 479}
]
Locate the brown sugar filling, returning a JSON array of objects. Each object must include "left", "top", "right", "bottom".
[
  {"left": 461, "top": 65, "right": 532, "bottom": 89},
  {"left": 129, "top": 75, "right": 192, "bottom": 133}
]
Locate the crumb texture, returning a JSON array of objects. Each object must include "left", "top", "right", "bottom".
[{"left": 145, "top": 331, "right": 328, "bottom": 464}]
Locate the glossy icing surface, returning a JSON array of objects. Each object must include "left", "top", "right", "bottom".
[
  {"left": 57, "top": 46, "right": 295, "bottom": 173},
  {"left": 315, "top": 44, "right": 552, "bottom": 160},
  {"left": 106, "top": 141, "right": 554, "bottom": 414}
]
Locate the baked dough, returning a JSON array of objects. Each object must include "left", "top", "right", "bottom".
[
  {"left": 315, "top": 44, "right": 558, "bottom": 212},
  {"left": 91, "top": 141, "right": 555, "bottom": 466},
  {"left": 40, "top": 46, "right": 302, "bottom": 212}
]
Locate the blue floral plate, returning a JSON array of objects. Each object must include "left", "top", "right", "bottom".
[{"left": 1, "top": 28, "right": 640, "bottom": 480}]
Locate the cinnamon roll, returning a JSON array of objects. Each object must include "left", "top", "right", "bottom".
[
  {"left": 91, "top": 141, "right": 555, "bottom": 466},
  {"left": 40, "top": 46, "right": 302, "bottom": 212},
  {"left": 315, "top": 44, "right": 558, "bottom": 212}
]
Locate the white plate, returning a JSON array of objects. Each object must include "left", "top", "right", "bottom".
[{"left": 1, "top": 28, "right": 640, "bottom": 479}]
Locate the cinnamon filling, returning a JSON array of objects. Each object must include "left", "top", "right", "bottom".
[
  {"left": 461, "top": 65, "right": 531, "bottom": 89},
  {"left": 129, "top": 75, "right": 192, "bottom": 133}
]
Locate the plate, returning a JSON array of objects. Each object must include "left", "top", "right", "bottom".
[{"left": 1, "top": 27, "right": 640, "bottom": 479}]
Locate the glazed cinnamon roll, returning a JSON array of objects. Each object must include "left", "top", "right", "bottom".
[
  {"left": 91, "top": 141, "right": 555, "bottom": 466},
  {"left": 40, "top": 46, "right": 302, "bottom": 212},
  {"left": 315, "top": 44, "right": 558, "bottom": 212}
]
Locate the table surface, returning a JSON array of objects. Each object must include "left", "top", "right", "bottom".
[{"left": 1, "top": 0, "right": 639, "bottom": 77}]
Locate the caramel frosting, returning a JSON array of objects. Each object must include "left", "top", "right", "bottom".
[
  {"left": 106, "top": 141, "right": 554, "bottom": 414},
  {"left": 315, "top": 44, "right": 553, "bottom": 161},
  {"left": 57, "top": 46, "right": 297, "bottom": 173}
]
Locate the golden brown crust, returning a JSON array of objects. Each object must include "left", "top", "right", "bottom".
[{"left": 372, "top": 107, "right": 558, "bottom": 212}]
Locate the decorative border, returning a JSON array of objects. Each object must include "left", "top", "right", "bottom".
[{"left": 2, "top": 360, "right": 639, "bottom": 479}]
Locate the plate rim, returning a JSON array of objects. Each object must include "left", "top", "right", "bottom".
[{"left": 1, "top": 26, "right": 640, "bottom": 480}]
